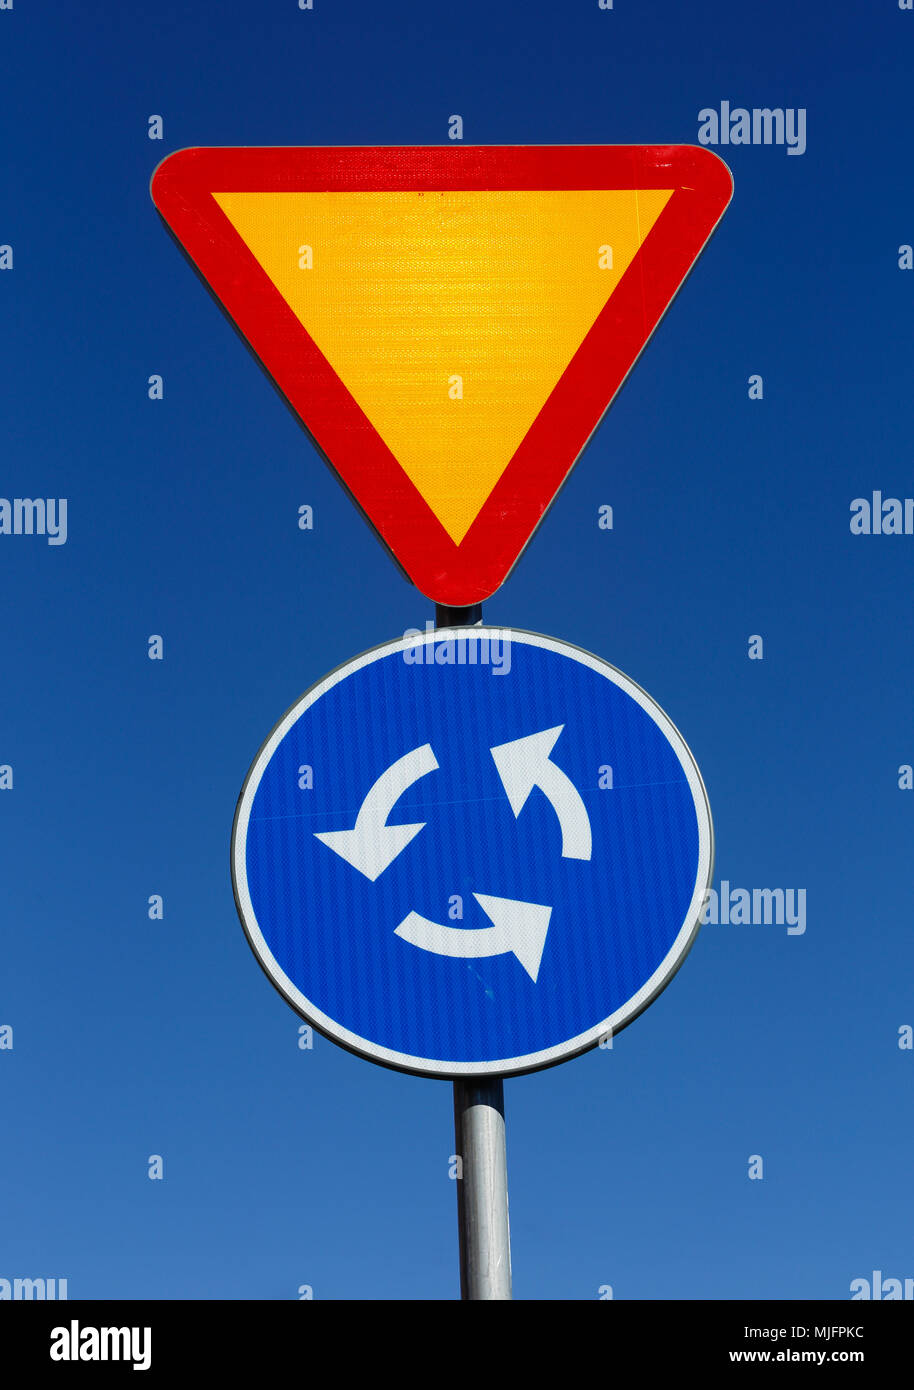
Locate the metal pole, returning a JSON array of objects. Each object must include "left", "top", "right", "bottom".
[
  {"left": 435, "top": 601, "right": 513, "bottom": 1301},
  {"left": 452, "top": 1078, "right": 512, "bottom": 1299}
]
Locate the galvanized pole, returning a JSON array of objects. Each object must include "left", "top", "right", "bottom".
[
  {"left": 435, "top": 602, "right": 513, "bottom": 1301},
  {"left": 452, "top": 1077, "right": 512, "bottom": 1299}
]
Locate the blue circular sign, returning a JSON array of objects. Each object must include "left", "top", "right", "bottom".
[{"left": 232, "top": 628, "right": 713, "bottom": 1077}]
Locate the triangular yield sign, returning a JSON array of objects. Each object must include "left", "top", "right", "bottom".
[{"left": 151, "top": 146, "right": 731, "bottom": 605}]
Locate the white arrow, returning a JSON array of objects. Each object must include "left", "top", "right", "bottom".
[
  {"left": 489, "top": 725, "right": 592, "bottom": 861},
  {"left": 394, "top": 893, "right": 552, "bottom": 983},
  {"left": 314, "top": 743, "right": 439, "bottom": 881}
]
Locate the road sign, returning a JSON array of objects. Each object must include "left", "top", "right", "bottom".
[
  {"left": 232, "top": 627, "right": 713, "bottom": 1078},
  {"left": 152, "top": 146, "right": 732, "bottom": 606}
]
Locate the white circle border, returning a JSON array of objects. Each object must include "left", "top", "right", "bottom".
[{"left": 231, "top": 627, "right": 714, "bottom": 1079}]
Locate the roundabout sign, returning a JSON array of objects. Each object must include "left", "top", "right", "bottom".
[{"left": 232, "top": 627, "right": 713, "bottom": 1078}]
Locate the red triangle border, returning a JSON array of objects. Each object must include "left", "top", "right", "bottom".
[{"left": 151, "top": 145, "right": 732, "bottom": 605}]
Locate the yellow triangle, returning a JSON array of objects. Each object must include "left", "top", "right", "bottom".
[{"left": 214, "top": 188, "right": 672, "bottom": 543}]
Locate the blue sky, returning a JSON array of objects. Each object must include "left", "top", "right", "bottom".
[{"left": 2, "top": 0, "right": 912, "bottom": 1300}]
